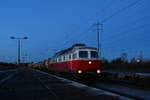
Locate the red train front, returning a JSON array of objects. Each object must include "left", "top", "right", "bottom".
[{"left": 48, "top": 44, "right": 102, "bottom": 75}]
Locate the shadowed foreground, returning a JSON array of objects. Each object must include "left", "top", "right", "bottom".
[{"left": 0, "top": 69, "right": 130, "bottom": 100}]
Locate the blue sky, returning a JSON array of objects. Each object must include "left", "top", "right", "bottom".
[{"left": 0, "top": 0, "right": 150, "bottom": 62}]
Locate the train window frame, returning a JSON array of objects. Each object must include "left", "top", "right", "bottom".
[
  {"left": 56, "top": 58, "right": 59, "bottom": 62},
  {"left": 69, "top": 54, "right": 72, "bottom": 60},
  {"left": 90, "top": 51, "right": 99, "bottom": 58},
  {"left": 55, "top": 59, "right": 57, "bottom": 63},
  {"left": 79, "top": 51, "right": 88, "bottom": 58},
  {"left": 64, "top": 55, "right": 66, "bottom": 61},
  {"left": 53, "top": 59, "right": 56, "bottom": 63},
  {"left": 65, "top": 55, "right": 68, "bottom": 61},
  {"left": 58, "top": 57, "right": 61, "bottom": 62},
  {"left": 67, "top": 54, "right": 70, "bottom": 61},
  {"left": 72, "top": 53, "right": 77, "bottom": 59},
  {"left": 60, "top": 56, "right": 62, "bottom": 62}
]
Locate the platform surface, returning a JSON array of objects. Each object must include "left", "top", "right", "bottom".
[{"left": 0, "top": 69, "right": 131, "bottom": 100}]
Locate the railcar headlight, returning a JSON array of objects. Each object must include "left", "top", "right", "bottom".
[
  {"left": 78, "top": 70, "right": 82, "bottom": 74},
  {"left": 89, "top": 61, "right": 92, "bottom": 64},
  {"left": 97, "top": 70, "right": 101, "bottom": 74}
]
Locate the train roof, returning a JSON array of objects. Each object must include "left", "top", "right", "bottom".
[{"left": 53, "top": 44, "right": 97, "bottom": 57}]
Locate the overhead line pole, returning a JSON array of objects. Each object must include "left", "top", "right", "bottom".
[
  {"left": 94, "top": 22, "right": 103, "bottom": 58},
  {"left": 18, "top": 39, "right": 21, "bottom": 64},
  {"left": 95, "top": 0, "right": 141, "bottom": 58}
]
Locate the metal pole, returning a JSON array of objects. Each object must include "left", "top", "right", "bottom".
[
  {"left": 18, "top": 39, "right": 21, "bottom": 64},
  {"left": 97, "top": 23, "right": 100, "bottom": 56},
  {"left": 96, "top": 22, "right": 100, "bottom": 57},
  {"left": 95, "top": 22, "right": 103, "bottom": 58}
]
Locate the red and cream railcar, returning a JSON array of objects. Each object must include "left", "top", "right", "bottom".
[{"left": 47, "top": 44, "right": 102, "bottom": 75}]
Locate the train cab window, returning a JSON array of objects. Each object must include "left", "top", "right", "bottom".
[
  {"left": 73, "top": 53, "right": 77, "bottom": 59},
  {"left": 79, "top": 51, "right": 88, "bottom": 58},
  {"left": 90, "top": 51, "right": 98, "bottom": 58}
]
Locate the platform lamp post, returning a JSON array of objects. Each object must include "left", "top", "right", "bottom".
[{"left": 10, "top": 36, "right": 28, "bottom": 64}]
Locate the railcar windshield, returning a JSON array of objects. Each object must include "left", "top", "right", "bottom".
[
  {"left": 79, "top": 51, "right": 88, "bottom": 58},
  {"left": 90, "top": 51, "right": 98, "bottom": 58}
]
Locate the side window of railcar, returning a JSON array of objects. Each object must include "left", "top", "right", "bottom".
[
  {"left": 55, "top": 59, "right": 57, "bottom": 63},
  {"left": 61, "top": 56, "right": 63, "bottom": 62},
  {"left": 79, "top": 51, "right": 88, "bottom": 58},
  {"left": 65, "top": 55, "right": 68, "bottom": 61},
  {"left": 63, "top": 56, "right": 65, "bottom": 61},
  {"left": 90, "top": 51, "right": 98, "bottom": 58},
  {"left": 69, "top": 54, "right": 72, "bottom": 60},
  {"left": 72, "top": 53, "right": 77, "bottom": 59},
  {"left": 57, "top": 58, "right": 59, "bottom": 62},
  {"left": 52, "top": 59, "right": 56, "bottom": 63},
  {"left": 58, "top": 57, "right": 61, "bottom": 62}
]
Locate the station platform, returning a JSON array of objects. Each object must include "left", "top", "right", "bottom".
[{"left": 0, "top": 69, "right": 131, "bottom": 100}]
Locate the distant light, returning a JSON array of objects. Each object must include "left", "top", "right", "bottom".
[
  {"left": 136, "top": 59, "right": 140, "bottom": 63},
  {"left": 97, "top": 70, "right": 101, "bottom": 74},
  {"left": 78, "top": 70, "right": 82, "bottom": 74}
]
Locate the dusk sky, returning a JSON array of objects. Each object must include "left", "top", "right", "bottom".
[{"left": 0, "top": 0, "right": 150, "bottom": 63}]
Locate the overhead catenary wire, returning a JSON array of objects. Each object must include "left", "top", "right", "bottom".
[
  {"left": 103, "top": 21, "right": 150, "bottom": 45},
  {"left": 103, "top": 29, "right": 150, "bottom": 49},
  {"left": 58, "top": 0, "right": 141, "bottom": 47},
  {"left": 99, "top": 14, "right": 150, "bottom": 55},
  {"left": 102, "top": 27, "right": 150, "bottom": 58},
  {"left": 103, "top": 14, "right": 150, "bottom": 40},
  {"left": 103, "top": 28, "right": 150, "bottom": 52},
  {"left": 50, "top": 0, "right": 145, "bottom": 59},
  {"left": 75, "top": 0, "right": 144, "bottom": 46},
  {"left": 57, "top": 0, "right": 116, "bottom": 48},
  {"left": 103, "top": 30, "right": 150, "bottom": 59},
  {"left": 100, "top": 0, "right": 143, "bottom": 23}
]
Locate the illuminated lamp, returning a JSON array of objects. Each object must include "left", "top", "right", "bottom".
[
  {"left": 97, "top": 70, "right": 101, "bottom": 74},
  {"left": 78, "top": 70, "right": 82, "bottom": 74}
]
